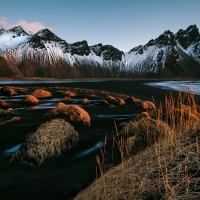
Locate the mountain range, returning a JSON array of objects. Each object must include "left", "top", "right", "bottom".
[{"left": 0, "top": 25, "right": 200, "bottom": 78}]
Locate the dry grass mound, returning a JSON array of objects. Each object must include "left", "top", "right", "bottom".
[
  {"left": 12, "top": 119, "right": 78, "bottom": 164},
  {"left": 125, "top": 96, "right": 142, "bottom": 105},
  {"left": 134, "top": 111, "right": 150, "bottom": 121},
  {"left": 62, "top": 96, "right": 71, "bottom": 103},
  {"left": 22, "top": 95, "right": 39, "bottom": 104},
  {"left": 106, "top": 96, "right": 118, "bottom": 104},
  {"left": 122, "top": 118, "right": 171, "bottom": 154},
  {"left": 57, "top": 102, "right": 66, "bottom": 108},
  {"left": 0, "top": 99, "right": 10, "bottom": 108},
  {"left": 141, "top": 101, "right": 156, "bottom": 110},
  {"left": 0, "top": 86, "right": 16, "bottom": 96},
  {"left": 44, "top": 105, "right": 91, "bottom": 127},
  {"left": 101, "top": 99, "right": 110, "bottom": 106},
  {"left": 31, "top": 89, "right": 51, "bottom": 98},
  {"left": 81, "top": 98, "right": 89, "bottom": 105},
  {"left": 90, "top": 94, "right": 98, "bottom": 98},
  {"left": 65, "top": 91, "right": 76, "bottom": 97},
  {"left": 0, "top": 108, "right": 14, "bottom": 117},
  {"left": 117, "top": 98, "right": 126, "bottom": 106}
]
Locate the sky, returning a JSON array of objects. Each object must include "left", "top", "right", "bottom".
[{"left": 0, "top": 0, "right": 200, "bottom": 52}]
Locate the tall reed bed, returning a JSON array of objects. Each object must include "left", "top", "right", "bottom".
[{"left": 75, "top": 90, "right": 200, "bottom": 200}]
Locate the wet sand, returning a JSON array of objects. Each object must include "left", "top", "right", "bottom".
[{"left": 0, "top": 79, "right": 199, "bottom": 200}]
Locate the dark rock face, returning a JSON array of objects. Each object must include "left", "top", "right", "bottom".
[
  {"left": 28, "top": 29, "right": 66, "bottom": 50},
  {"left": 8, "top": 26, "right": 30, "bottom": 36},
  {"left": 36, "top": 29, "right": 62, "bottom": 42},
  {"left": 175, "top": 25, "right": 200, "bottom": 49},
  {"left": 90, "top": 44, "right": 124, "bottom": 61},
  {"left": 0, "top": 29, "right": 6, "bottom": 35},
  {"left": 70, "top": 40, "right": 90, "bottom": 56},
  {"left": 101, "top": 45, "right": 124, "bottom": 61},
  {"left": 90, "top": 43, "right": 103, "bottom": 56},
  {"left": 128, "top": 45, "right": 142, "bottom": 54}
]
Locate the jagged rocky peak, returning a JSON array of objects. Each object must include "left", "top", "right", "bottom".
[
  {"left": 70, "top": 40, "right": 90, "bottom": 56},
  {"left": 90, "top": 43, "right": 103, "bottom": 56},
  {"left": 154, "top": 30, "right": 176, "bottom": 47},
  {"left": 90, "top": 44, "right": 124, "bottom": 61},
  {"left": 8, "top": 26, "right": 31, "bottom": 36},
  {"left": 175, "top": 24, "right": 200, "bottom": 49},
  {"left": 34, "top": 29, "right": 62, "bottom": 42},
  {"left": 128, "top": 31, "right": 176, "bottom": 55},
  {"left": 101, "top": 45, "right": 124, "bottom": 61},
  {"left": 0, "top": 28, "right": 6, "bottom": 35},
  {"left": 27, "top": 29, "right": 66, "bottom": 49},
  {"left": 128, "top": 45, "right": 143, "bottom": 54}
]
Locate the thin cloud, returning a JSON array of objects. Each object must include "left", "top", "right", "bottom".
[{"left": 0, "top": 17, "right": 55, "bottom": 32}]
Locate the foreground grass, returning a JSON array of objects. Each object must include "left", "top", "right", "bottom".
[
  {"left": 12, "top": 119, "right": 78, "bottom": 165},
  {"left": 75, "top": 91, "right": 200, "bottom": 199}
]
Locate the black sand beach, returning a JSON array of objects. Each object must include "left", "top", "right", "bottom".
[{"left": 0, "top": 79, "right": 199, "bottom": 200}]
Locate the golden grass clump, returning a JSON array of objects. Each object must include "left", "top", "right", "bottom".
[
  {"left": 1, "top": 86, "right": 17, "bottom": 96},
  {"left": 124, "top": 118, "right": 171, "bottom": 154},
  {"left": 0, "top": 99, "right": 10, "bottom": 108},
  {"left": 117, "top": 98, "right": 126, "bottom": 106},
  {"left": 22, "top": 95, "right": 39, "bottom": 104},
  {"left": 134, "top": 111, "right": 150, "bottom": 121},
  {"left": 125, "top": 96, "right": 142, "bottom": 105},
  {"left": 101, "top": 99, "right": 110, "bottom": 106},
  {"left": 74, "top": 91, "right": 200, "bottom": 200},
  {"left": 12, "top": 119, "right": 78, "bottom": 164},
  {"left": 44, "top": 105, "right": 91, "bottom": 127},
  {"left": 81, "top": 98, "right": 89, "bottom": 105},
  {"left": 57, "top": 102, "right": 66, "bottom": 108},
  {"left": 106, "top": 96, "right": 118, "bottom": 104},
  {"left": 0, "top": 108, "right": 14, "bottom": 116},
  {"left": 90, "top": 94, "right": 98, "bottom": 98},
  {"left": 141, "top": 101, "right": 156, "bottom": 111},
  {"left": 62, "top": 96, "right": 71, "bottom": 103},
  {"left": 65, "top": 91, "right": 77, "bottom": 97},
  {"left": 31, "top": 89, "right": 51, "bottom": 98}
]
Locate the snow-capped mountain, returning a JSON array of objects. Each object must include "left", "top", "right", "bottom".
[{"left": 0, "top": 25, "right": 200, "bottom": 78}]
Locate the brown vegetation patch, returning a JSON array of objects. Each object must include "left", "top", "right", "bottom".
[
  {"left": 106, "top": 96, "right": 118, "bottom": 104},
  {"left": 116, "top": 98, "right": 126, "bottom": 106},
  {"left": 65, "top": 91, "right": 77, "bottom": 97},
  {"left": 0, "top": 108, "right": 14, "bottom": 117},
  {"left": 2, "top": 86, "right": 28, "bottom": 93},
  {"left": 89, "top": 94, "right": 98, "bottom": 98},
  {"left": 31, "top": 89, "right": 51, "bottom": 98},
  {"left": 44, "top": 105, "right": 91, "bottom": 127},
  {"left": 122, "top": 118, "right": 171, "bottom": 153},
  {"left": 57, "top": 102, "right": 66, "bottom": 108},
  {"left": 12, "top": 119, "right": 78, "bottom": 164},
  {"left": 7, "top": 108, "right": 13, "bottom": 112},
  {"left": 0, "top": 99, "right": 10, "bottom": 108},
  {"left": 0, "top": 87, "right": 16, "bottom": 96},
  {"left": 75, "top": 92, "right": 200, "bottom": 200},
  {"left": 62, "top": 96, "right": 71, "bottom": 103},
  {"left": 101, "top": 99, "right": 110, "bottom": 106},
  {"left": 125, "top": 96, "right": 142, "bottom": 105},
  {"left": 141, "top": 101, "right": 156, "bottom": 110},
  {"left": 134, "top": 111, "right": 150, "bottom": 121},
  {"left": 22, "top": 95, "right": 39, "bottom": 104},
  {"left": 81, "top": 98, "right": 89, "bottom": 105}
]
